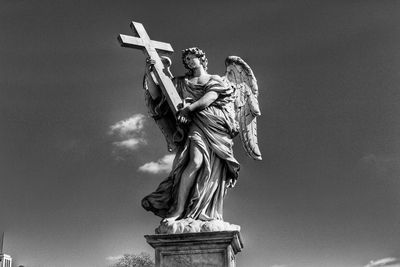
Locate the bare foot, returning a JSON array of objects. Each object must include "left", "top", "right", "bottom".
[
  {"left": 162, "top": 209, "right": 184, "bottom": 223},
  {"left": 162, "top": 215, "right": 181, "bottom": 224}
]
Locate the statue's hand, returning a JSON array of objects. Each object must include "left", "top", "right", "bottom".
[
  {"left": 146, "top": 57, "right": 156, "bottom": 70},
  {"left": 226, "top": 178, "right": 237, "bottom": 188},
  {"left": 177, "top": 106, "right": 191, "bottom": 124},
  {"left": 177, "top": 98, "right": 193, "bottom": 124}
]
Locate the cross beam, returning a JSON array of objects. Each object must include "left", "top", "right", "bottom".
[{"left": 118, "top": 21, "right": 182, "bottom": 114}]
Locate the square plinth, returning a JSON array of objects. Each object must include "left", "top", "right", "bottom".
[{"left": 145, "top": 231, "right": 243, "bottom": 267}]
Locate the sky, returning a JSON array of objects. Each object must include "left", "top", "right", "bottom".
[{"left": 1, "top": 0, "right": 400, "bottom": 266}]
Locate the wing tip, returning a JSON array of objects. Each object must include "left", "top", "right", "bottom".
[{"left": 253, "top": 155, "right": 262, "bottom": 161}]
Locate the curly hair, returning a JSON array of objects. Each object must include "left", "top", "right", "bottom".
[{"left": 182, "top": 47, "right": 208, "bottom": 74}]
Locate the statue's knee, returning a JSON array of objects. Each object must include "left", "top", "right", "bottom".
[
  {"left": 142, "top": 198, "right": 151, "bottom": 210},
  {"left": 189, "top": 143, "right": 203, "bottom": 170},
  {"left": 191, "top": 156, "right": 203, "bottom": 170}
]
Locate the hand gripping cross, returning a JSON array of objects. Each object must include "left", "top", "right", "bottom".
[{"left": 118, "top": 21, "right": 182, "bottom": 113}]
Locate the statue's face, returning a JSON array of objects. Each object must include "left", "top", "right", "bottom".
[{"left": 184, "top": 54, "right": 202, "bottom": 70}]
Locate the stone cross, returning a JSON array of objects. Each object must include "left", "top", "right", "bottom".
[{"left": 118, "top": 21, "right": 182, "bottom": 114}]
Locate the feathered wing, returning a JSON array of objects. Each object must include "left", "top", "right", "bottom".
[{"left": 223, "top": 56, "right": 262, "bottom": 160}]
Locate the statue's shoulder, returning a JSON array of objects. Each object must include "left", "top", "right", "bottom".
[
  {"left": 209, "top": 75, "right": 227, "bottom": 87},
  {"left": 174, "top": 75, "right": 187, "bottom": 80},
  {"left": 209, "top": 74, "right": 223, "bottom": 83},
  {"left": 172, "top": 76, "right": 186, "bottom": 83},
  {"left": 209, "top": 74, "right": 231, "bottom": 88}
]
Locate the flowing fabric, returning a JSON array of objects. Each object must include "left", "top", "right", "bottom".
[{"left": 142, "top": 76, "right": 240, "bottom": 221}]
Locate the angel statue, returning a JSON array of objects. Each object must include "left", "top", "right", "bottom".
[{"left": 140, "top": 47, "right": 261, "bottom": 234}]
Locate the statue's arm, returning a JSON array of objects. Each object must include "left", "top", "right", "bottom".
[
  {"left": 143, "top": 57, "right": 174, "bottom": 99},
  {"left": 143, "top": 58, "right": 163, "bottom": 99},
  {"left": 177, "top": 91, "right": 218, "bottom": 124},
  {"left": 188, "top": 91, "right": 218, "bottom": 112}
]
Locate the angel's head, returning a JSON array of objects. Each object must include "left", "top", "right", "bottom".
[{"left": 182, "top": 47, "right": 208, "bottom": 74}]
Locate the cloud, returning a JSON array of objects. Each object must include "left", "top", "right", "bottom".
[
  {"left": 106, "top": 255, "right": 123, "bottom": 261},
  {"left": 109, "top": 114, "right": 146, "bottom": 138},
  {"left": 270, "top": 265, "right": 288, "bottom": 267},
  {"left": 365, "top": 257, "right": 400, "bottom": 267},
  {"left": 113, "top": 138, "right": 146, "bottom": 150},
  {"left": 359, "top": 153, "right": 400, "bottom": 166},
  {"left": 356, "top": 153, "right": 400, "bottom": 177},
  {"left": 109, "top": 114, "right": 147, "bottom": 156},
  {"left": 138, "top": 154, "right": 175, "bottom": 174}
]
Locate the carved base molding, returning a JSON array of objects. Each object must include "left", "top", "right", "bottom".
[
  {"left": 155, "top": 218, "right": 240, "bottom": 234},
  {"left": 145, "top": 231, "right": 243, "bottom": 267}
]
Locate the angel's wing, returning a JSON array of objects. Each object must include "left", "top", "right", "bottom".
[{"left": 223, "top": 56, "right": 262, "bottom": 160}]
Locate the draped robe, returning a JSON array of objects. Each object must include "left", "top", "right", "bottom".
[{"left": 142, "top": 76, "right": 240, "bottom": 221}]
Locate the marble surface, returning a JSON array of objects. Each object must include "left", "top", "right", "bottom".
[
  {"left": 145, "top": 231, "right": 243, "bottom": 267},
  {"left": 155, "top": 218, "right": 240, "bottom": 234}
]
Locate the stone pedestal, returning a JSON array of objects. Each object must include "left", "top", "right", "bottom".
[{"left": 145, "top": 231, "right": 243, "bottom": 267}]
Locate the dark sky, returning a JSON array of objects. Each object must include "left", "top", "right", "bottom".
[{"left": 1, "top": 1, "right": 400, "bottom": 267}]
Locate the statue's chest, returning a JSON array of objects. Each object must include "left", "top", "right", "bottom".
[
  {"left": 189, "top": 77, "right": 209, "bottom": 85},
  {"left": 185, "top": 85, "right": 205, "bottom": 100},
  {"left": 181, "top": 79, "right": 206, "bottom": 99}
]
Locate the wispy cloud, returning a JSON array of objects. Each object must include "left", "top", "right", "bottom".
[
  {"left": 113, "top": 138, "right": 145, "bottom": 150},
  {"left": 359, "top": 153, "right": 400, "bottom": 166},
  {"left": 109, "top": 114, "right": 146, "bottom": 138},
  {"left": 138, "top": 154, "right": 175, "bottom": 174},
  {"left": 106, "top": 255, "right": 123, "bottom": 261},
  {"left": 109, "top": 114, "right": 147, "bottom": 158},
  {"left": 356, "top": 153, "right": 400, "bottom": 177},
  {"left": 365, "top": 257, "right": 400, "bottom": 267}
]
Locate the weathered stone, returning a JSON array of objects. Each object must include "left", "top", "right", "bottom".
[
  {"left": 156, "top": 218, "right": 240, "bottom": 234},
  {"left": 119, "top": 22, "right": 262, "bottom": 226},
  {"left": 145, "top": 231, "right": 243, "bottom": 267}
]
